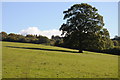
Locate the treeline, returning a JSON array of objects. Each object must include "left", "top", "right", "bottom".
[
  {"left": 51, "top": 35, "right": 120, "bottom": 55},
  {"left": 0, "top": 31, "right": 120, "bottom": 55},
  {"left": 0, "top": 32, "right": 51, "bottom": 45}
]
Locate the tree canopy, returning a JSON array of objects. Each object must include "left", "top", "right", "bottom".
[{"left": 60, "top": 3, "right": 113, "bottom": 53}]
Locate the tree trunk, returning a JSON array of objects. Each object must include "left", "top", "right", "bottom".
[
  {"left": 79, "top": 49, "right": 83, "bottom": 53},
  {"left": 78, "top": 35, "right": 83, "bottom": 53},
  {"left": 78, "top": 41, "right": 83, "bottom": 53}
]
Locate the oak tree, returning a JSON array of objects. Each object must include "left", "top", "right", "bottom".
[{"left": 60, "top": 3, "right": 113, "bottom": 53}]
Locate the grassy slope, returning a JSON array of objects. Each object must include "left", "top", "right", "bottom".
[{"left": 2, "top": 41, "right": 118, "bottom": 78}]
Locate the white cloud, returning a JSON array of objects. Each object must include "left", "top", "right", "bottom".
[{"left": 19, "top": 27, "right": 62, "bottom": 39}]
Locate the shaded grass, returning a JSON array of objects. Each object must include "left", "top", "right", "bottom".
[
  {"left": 6, "top": 46, "right": 78, "bottom": 53},
  {"left": 2, "top": 41, "right": 118, "bottom": 78}
]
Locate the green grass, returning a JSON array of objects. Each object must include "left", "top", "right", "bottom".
[{"left": 2, "top": 41, "right": 118, "bottom": 78}]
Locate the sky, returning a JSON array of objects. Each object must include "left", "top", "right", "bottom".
[
  {"left": 118, "top": 1, "right": 120, "bottom": 36},
  {"left": 1, "top": 2, "right": 118, "bottom": 38}
]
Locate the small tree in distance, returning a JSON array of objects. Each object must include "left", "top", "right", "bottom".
[{"left": 60, "top": 3, "right": 113, "bottom": 53}]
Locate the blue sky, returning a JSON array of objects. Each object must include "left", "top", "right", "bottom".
[{"left": 1, "top": 2, "right": 118, "bottom": 38}]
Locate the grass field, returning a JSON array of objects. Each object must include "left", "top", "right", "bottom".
[{"left": 2, "top": 41, "right": 118, "bottom": 78}]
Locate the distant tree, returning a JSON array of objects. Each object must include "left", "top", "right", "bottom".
[
  {"left": 51, "top": 35, "right": 63, "bottom": 46},
  {"left": 0, "top": 31, "right": 51, "bottom": 45},
  {"left": 114, "top": 35, "right": 120, "bottom": 40},
  {"left": 112, "top": 35, "right": 120, "bottom": 46},
  {"left": 51, "top": 35, "right": 62, "bottom": 40},
  {"left": 17, "top": 35, "right": 25, "bottom": 42},
  {"left": 49, "top": 39, "right": 56, "bottom": 46},
  {"left": 60, "top": 3, "right": 113, "bottom": 53},
  {"left": 0, "top": 33, "right": 1, "bottom": 41},
  {"left": 0, "top": 32, "right": 8, "bottom": 41},
  {"left": 7, "top": 33, "right": 18, "bottom": 41},
  {"left": 26, "top": 34, "right": 36, "bottom": 38},
  {"left": 112, "top": 40, "right": 119, "bottom": 46},
  {"left": 37, "top": 35, "right": 50, "bottom": 44},
  {"left": 25, "top": 34, "right": 38, "bottom": 43},
  {"left": 54, "top": 39, "right": 63, "bottom": 47},
  {"left": 51, "top": 35, "right": 54, "bottom": 40}
]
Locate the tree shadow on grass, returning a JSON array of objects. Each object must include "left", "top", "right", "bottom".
[{"left": 6, "top": 46, "right": 79, "bottom": 53}]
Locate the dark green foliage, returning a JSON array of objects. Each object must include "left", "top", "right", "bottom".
[
  {"left": 54, "top": 39, "right": 63, "bottom": 46},
  {"left": 7, "top": 33, "right": 20, "bottom": 42},
  {"left": 98, "top": 46, "right": 120, "bottom": 55},
  {"left": 60, "top": 3, "right": 113, "bottom": 52},
  {"left": 51, "top": 35, "right": 62, "bottom": 41},
  {"left": 112, "top": 36, "right": 120, "bottom": 46},
  {"left": 49, "top": 39, "right": 56, "bottom": 46},
  {"left": 112, "top": 40, "right": 119, "bottom": 46},
  {"left": 25, "top": 34, "right": 38, "bottom": 43},
  {"left": 106, "top": 46, "right": 120, "bottom": 55},
  {"left": 0, "top": 32, "right": 8, "bottom": 41},
  {"left": 51, "top": 35, "right": 63, "bottom": 46},
  {"left": 36, "top": 35, "right": 50, "bottom": 44},
  {"left": 0, "top": 31, "right": 50, "bottom": 45}
]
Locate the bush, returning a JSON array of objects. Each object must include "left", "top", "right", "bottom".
[
  {"left": 86, "top": 46, "right": 120, "bottom": 55},
  {"left": 104, "top": 46, "right": 120, "bottom": 55}
]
